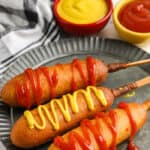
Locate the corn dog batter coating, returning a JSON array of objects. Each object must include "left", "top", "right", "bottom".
[
  {"left": 1, "top": 56, "right": 108, "bottom": 108},
  {"left": 49, "top": 102, "right": 147, "bottom": 150},
  {"left": 11, "top": 86, "right": 113, "bottom": 148}
]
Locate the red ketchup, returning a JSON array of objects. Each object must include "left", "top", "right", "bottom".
[
  {"left": 71, "top": 58, "right": 87, "bottom": 91},
  {"left": 54, "top": 111, "right": 117, "bottom": 150},
  {"left": 16, "top": 67, "right": 58, "bottom": 109},
  {"left": 39, "top": 67, "right": 58, "bottom": 99},
  {"left": 16, "top": 75, "right": 31, "bottom": 108},
  {"left": 118, "top": 102, "right": 139, "bottom": 150},
  {"left": 71, "top": 56, "right": 96, "bottom": 91},
  {"left": 119, "top": 0, "right": 150, "bottom": 33},
  {"left": 15, "top": 56, "right": 97, "bottom": 108},
  {"left": 25, "top": 68, "right": 42, "bottom": 105},
  {"left": 54, "top": 102, "right": 140, "bottom": 150},
  {"left": 86, "top": 56, "right": 97, "bottom": 85}
]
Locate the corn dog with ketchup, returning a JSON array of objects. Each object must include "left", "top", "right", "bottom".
[
  {"left": 10, "top": 77, "right": 150, "bottom": 148},
  {"left": 49, "top": 100, "right": 150, "bottom": 150},
  {"left": 1, "top": 56, "right": 150, "bottom": 108}
]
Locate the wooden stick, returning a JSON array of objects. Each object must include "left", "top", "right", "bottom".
[
  {"left": 108, "top": 59, "right": 150, "bottom": 72},
  {"left": 125, "top": 59, "right": 150, "bottom": 68},
  {"left": 112, "top": 76, "right": 150, "bottom": 97},
  {"left": 135, "top": 76, "right": 150, "bottom": 88}
]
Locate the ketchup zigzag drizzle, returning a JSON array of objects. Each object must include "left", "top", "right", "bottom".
[
  {"left": 16, "top": 56, "right": 97, "bottom": 108},
  {"left": 118, "top": 102, "right": 139, "bottom": 150},
  {"left": 54, "top": 111, "right": 117, "bottom": 150},
  {"left": 39, "top": 66, "right": 58, "bottom": 99},
  {"left": 54, "top": 102, "right": 139, "bottom": 150}
]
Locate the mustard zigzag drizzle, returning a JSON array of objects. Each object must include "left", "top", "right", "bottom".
[{"left": 24, "top": 86, "right": 107, "bottom": 130}]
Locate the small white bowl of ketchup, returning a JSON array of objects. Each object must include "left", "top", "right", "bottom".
[{"left": 113, "top": 0, "right": 150, "bottom": 43}]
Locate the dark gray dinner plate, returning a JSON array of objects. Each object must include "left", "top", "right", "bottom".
[{"left": 0, "top": 37, "right": 150, "bottom": 150}]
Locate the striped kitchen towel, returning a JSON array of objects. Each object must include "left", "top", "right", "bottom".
[{"left": 0, "top": 0, "right": 60, "bottom": 75}]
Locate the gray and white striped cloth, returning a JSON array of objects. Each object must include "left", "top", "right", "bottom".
[{"left": 0, "top": 0, "right": 60, "bottom": 75}]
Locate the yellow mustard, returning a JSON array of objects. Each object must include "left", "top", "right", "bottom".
[
  {"left": 123, "top": 91, "right": 135, "bottom": 98},
  {"left": 24, "top": 86, "right": 107, "bottom": 130},
  {"left": 57, "top": 0, "right": 108, "bottom": 24}
]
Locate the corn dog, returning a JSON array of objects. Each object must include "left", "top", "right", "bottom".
[
  {"left": 1, "top": 56, "right": 108, "bottom": 108},
  {"left": 1, "top": 56, "right": 150, "bottom": 108},
  {"left": 10, "top": 86, "right": 112, "bottom": 148},
  {"left": 49, "top": 100, "right": 150, "bottom": 150}
]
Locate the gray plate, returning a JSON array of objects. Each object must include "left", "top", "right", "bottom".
[{"left": 0, "top": 37, "right": 150, "bottom": 150}]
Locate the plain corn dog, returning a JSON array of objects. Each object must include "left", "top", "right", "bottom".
[{"left": 48, "top": 100, "right": 150, "bottom": 150}]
